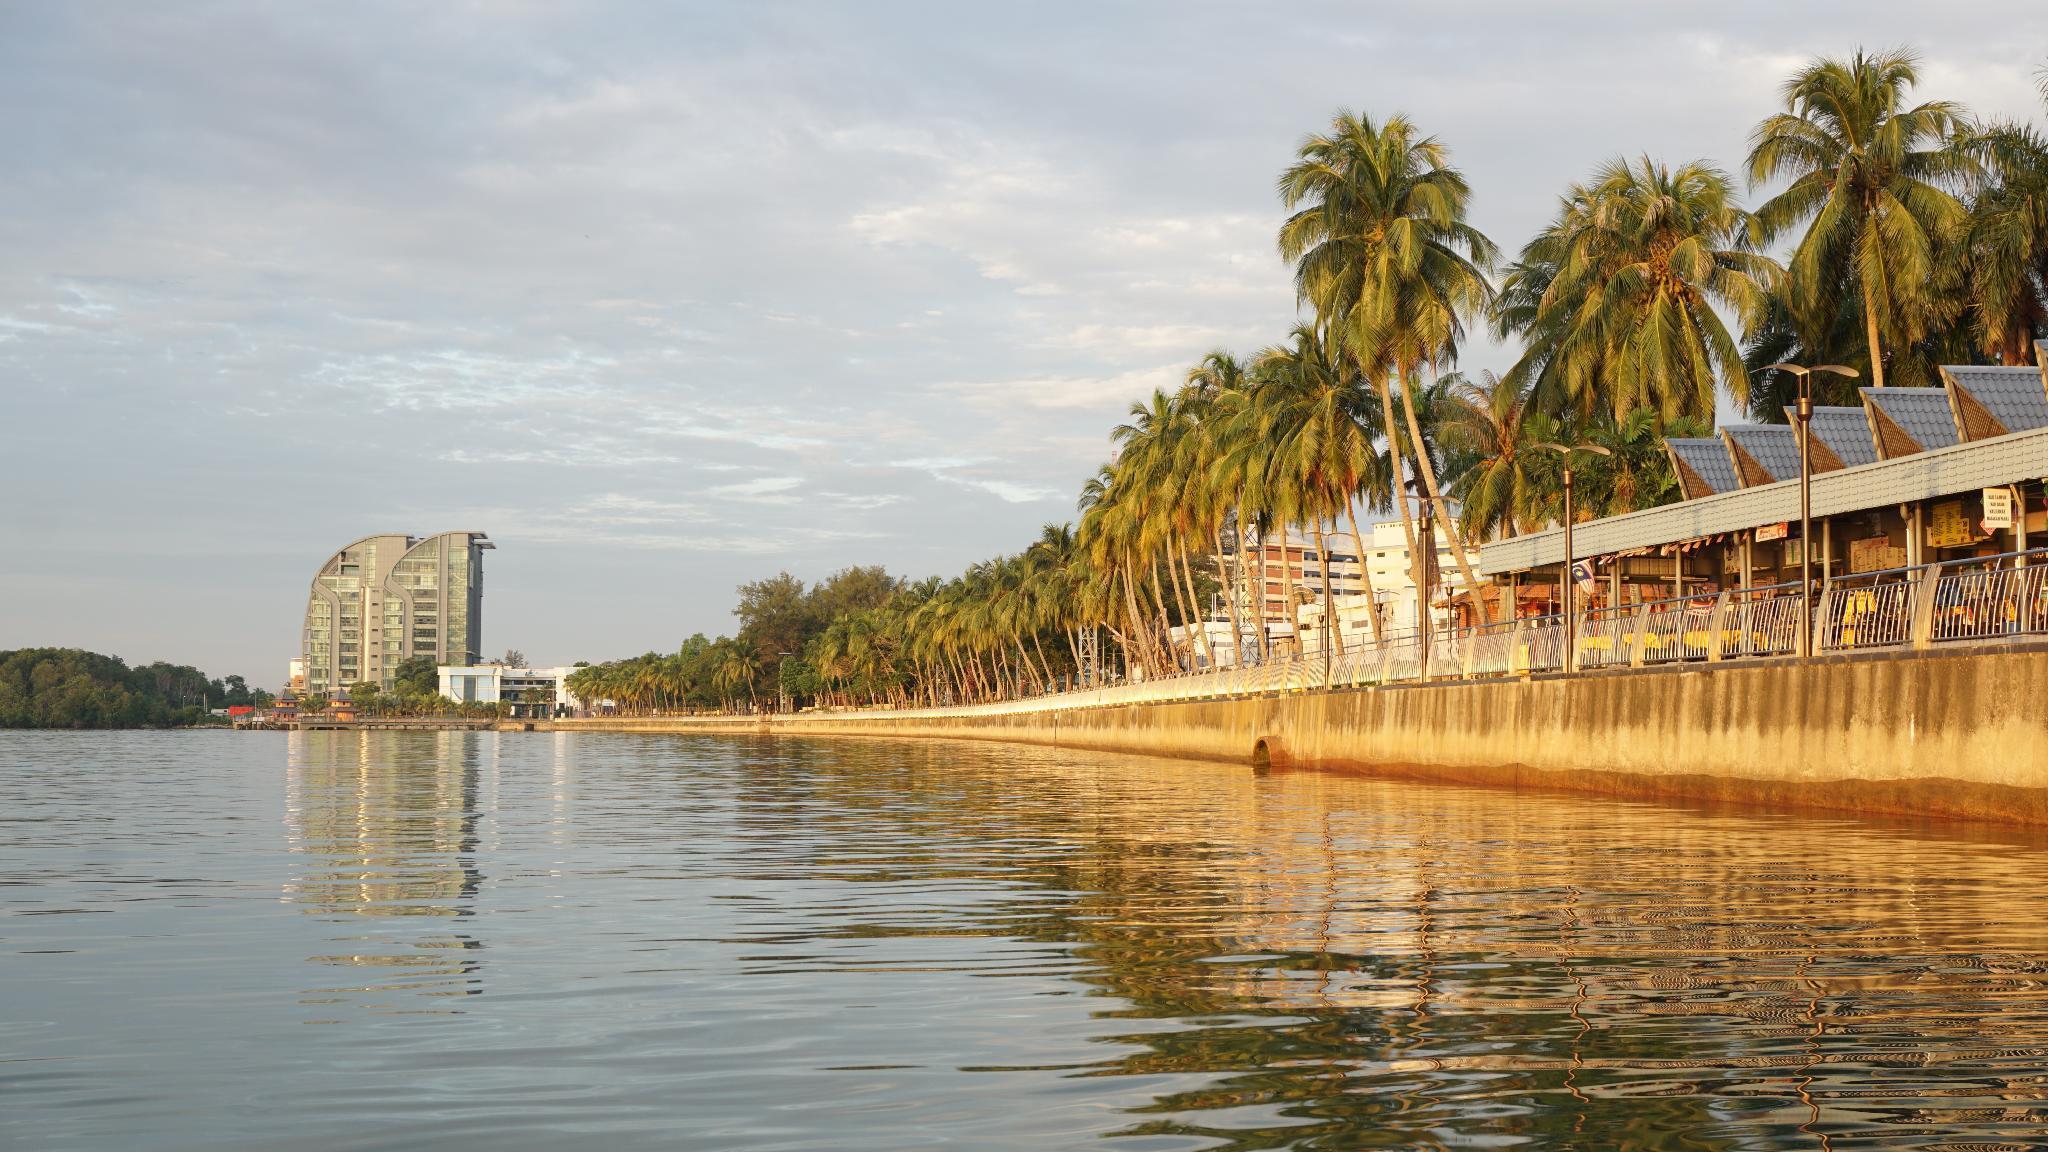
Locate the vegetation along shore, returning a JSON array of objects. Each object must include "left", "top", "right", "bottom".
[{"left": 566, "top": 49, "right": 2048, "bottom": 715}]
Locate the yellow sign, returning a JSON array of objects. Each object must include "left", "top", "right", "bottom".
[{"left": 1926, "top": 499, "right": 1985, "bottom": 549}]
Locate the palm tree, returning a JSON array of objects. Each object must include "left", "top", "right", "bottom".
[
  {"left": 1747, "top": 48, "right": 1977, "bottom": 388},
  {"left": 1253, "top": 324, "right": 1390, "bottom": 647},
  {"left": 1277, "top": 110, "right": 1498, "bottom": 626},
  {"left": 1495, "top": 157, "right": 1779, "bottom": 423},
  {"left": 1441, "top": 371, "right": 1543, "bottom": 543},
  {"left": 1966, "top": 121, "right": 2048, "bottom": 364}
]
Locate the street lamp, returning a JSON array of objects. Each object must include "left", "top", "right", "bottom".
[
  {"left": 1531, "top": 442, "right": 1612, "bottom": 673},
  {"left": 1760, "top": 362, "right": 1860, "bottom": 657}
]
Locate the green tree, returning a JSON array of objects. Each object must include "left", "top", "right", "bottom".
[
  {"left": 1747, "top": 48, "right": 1977, "bottom": 388},
  {"left": 392, "top": 656, "right": 438, "bottom": 698},
  {"left": 348, "top": 680, "right": 381, "bottom": 713},
  {"left": 1966, "top": 120, "right": 2048, "bottom": 363},
  {"left": 1496, "top": 156, "right": 1779, "bottom": 423},
  {"left": 1277, "top": 109, "right": 1497, "bottom": 623}
]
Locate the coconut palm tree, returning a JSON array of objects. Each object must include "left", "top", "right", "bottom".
[
  {"left": 1277, "top": 109, "right": 1498, "bottom": 626},
  {"left": 1495, "top": 157, "right": 1779, "bottom": 423},
  {"left": 1253, "top": 324, "right": 1390, "bottom": 647},
  {"left": 1966, "top": 120, "right": 2048, "bottom": 364},
  {"left": 1747, "top": 48, "right": 1978, "bottom": 388},
  {"left": 1441, "top": 371, "right": 1544, "bottom": 543}
]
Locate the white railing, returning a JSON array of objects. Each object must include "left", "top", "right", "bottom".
[
  {"left": 1927, "top": 553, "right": 2048, "bottom": 642},
  {"left": 763, "top": 548, "right": 2048, "bottom": 721}
]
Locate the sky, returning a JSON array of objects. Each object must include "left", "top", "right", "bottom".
[{"left": 2, "top": 2, "right": 2042, "bottom": 683}]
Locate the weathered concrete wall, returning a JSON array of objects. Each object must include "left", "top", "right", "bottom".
[{"left": 552, "top": 641, "right": 2048, "bottom": 824}]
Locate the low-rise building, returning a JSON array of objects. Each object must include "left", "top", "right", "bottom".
[
  {"left": 1478, "top": 346, "right": 2048, "bottom": 621},
  {"left": 438, "top": 664, "right": 582, "bottom": 718}
]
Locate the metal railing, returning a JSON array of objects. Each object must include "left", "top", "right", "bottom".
[{"left": 804, "top": 548, "right": 2048, "bottom": 720}]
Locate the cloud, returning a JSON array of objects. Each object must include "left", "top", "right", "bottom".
[{"left": 2, "top": 0, "right": 2041, "bottom": 676}]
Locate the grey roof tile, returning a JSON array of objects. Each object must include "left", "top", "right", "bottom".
[
  {"left": 1666, "top": 438, "right": 1740, "bottom": 498},
  {"left": 1720, "top": 424, "right": 1801, "bottom": 485},
  {"left": 1942, "top": 364, "right": 2048, "bottom": 437},
  {"left": 1481, "top": 423, "right": 2048, "bottom": 575},
  {"left": 1780, "top": 405, "right": 1879, "bottom": 469},
  {"left": 1861, "top": 388, "right": 1959, "bottom": 454}
]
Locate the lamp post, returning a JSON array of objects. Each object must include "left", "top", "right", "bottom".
[
  {"left": 1760, "top": 363, "right": 1860, "bottom": 657},
  {"left": 1531, "top": 442, "right": 1612, "bottom": 673}
]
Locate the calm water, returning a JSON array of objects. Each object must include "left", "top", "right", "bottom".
[{"left": 8, "top": 733, "right": 2048, "bottom": 1149}]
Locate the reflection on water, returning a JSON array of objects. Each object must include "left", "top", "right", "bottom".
[
  {"left": 8, "top": 730, "right": 2048, "bottom": 1148},
  {"left": 283, "top": 731, "right": 490, "bottom": 1009}
]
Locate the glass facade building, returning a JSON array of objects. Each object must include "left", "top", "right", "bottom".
[{"left": 301, "top": 531, "right": 494, "bottom": 696}]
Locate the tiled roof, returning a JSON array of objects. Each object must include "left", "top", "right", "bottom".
[
  {"left": 1941, "top": 365, "right": 2048, "bottom": 439},
  {"left": 1861, "top": 388, "right": 1960, "bottom": 455},
  {"left": 1665, "top": 438, "right": 1740, "bottom": 498},
  {"left": 1779, "top": 405, "right": 1879, "bottom": 471},
  {"left": 1720, "top": 424, "right": 1801, "bottom": 486},
  {"left": 1480, "top": 422, "right": 2048, "bottom": 575}
]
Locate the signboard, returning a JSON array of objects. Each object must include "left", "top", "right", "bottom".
[
  {"left": 1755, "top": 522, "right": 1789, "bottom": 543},
  {"left": 1982, "top": 487, "right": 2015, "bottom": 532},
  {"left": 1927, "top": 499, "right": 1986, "bottom": 549},
  {"left": 1849, "top": 536, "right": 1907, "bottom": 574}
]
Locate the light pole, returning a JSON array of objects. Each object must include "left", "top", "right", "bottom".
[
  {"left": 1531, "top": 442, "right": 1612, "bottom": 673},
  {"left": 1761, "top": 363, "right": 1859, "bottom": 657}
]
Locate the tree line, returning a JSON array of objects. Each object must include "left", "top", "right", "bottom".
[
  {"left": 567, "top": 49, "right": 2047, "bottom": 714},
  {"left": 0, "top": 648, "right": 272, "bottom": 729}
]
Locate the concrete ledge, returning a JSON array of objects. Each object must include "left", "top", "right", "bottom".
[{"left": 544, "top": 643, "right": 2048, "bottom": 825}]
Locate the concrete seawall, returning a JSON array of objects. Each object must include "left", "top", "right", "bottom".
[{"left": 550, "top": 640, "right": 2048, "bottom": 824}]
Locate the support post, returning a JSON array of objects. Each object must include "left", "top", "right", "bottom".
[
  {"left": 1629, "top": 603, "right": 1652, "bottom": 668},
  {"left": 1910, "top": 562, "right": 1942, "bottom": 649},
  {"left": 1812, "top": 585, "right": 1835, "bottom": 655},
  {"left": 1706, "top": 591, "right": 1731, "bottom": 661}
]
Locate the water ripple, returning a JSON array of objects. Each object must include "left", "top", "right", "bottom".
[{"left": 8, "top": 729, "right": 2048, "bottom": 1148}]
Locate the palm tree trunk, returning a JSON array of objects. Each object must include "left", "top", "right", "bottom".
[
  {"left": 1379, "top": 371, "right": 1430, "bottom": 676},
  {"left": 1862, "top": 276, "right": 1887, "bottom": 388},
  {"left": 1146, "top": 562, "right": 1176, "bottom": 669},
  {"left": 1119, "top": 564, "right": 1152, "bottom": 677},
  {"left": 1315, "top": 521, "right": 1338, "bottom": 679},
  {"left": 1215, "top": 548, "right": 1246, "bottom": 667},
  {"left": 1279, "top": 533, "right": 1300, "bottom": 660},
  {"left": 1378, "top": 373, "right": 1424, "bottom": 632},
  {"left": 1344, "top": 501, "right": 1386, "bottom": 647},
  {"left": 1163, "top": 547, "right": 1196, "bottom": 664},
  {"left": 1252, "top": 524, "right": 1269, "bottom": 662},
  {"left": 1176, "top": 543, "right": 1216, "bottom": 668},
  {"left": 1398, "top": 371, "right": 1489, "bottom": 623}
]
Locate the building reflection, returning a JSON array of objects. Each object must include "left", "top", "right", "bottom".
[{"left": 282, "top": 730, "right": 491, "bottom": 1011}]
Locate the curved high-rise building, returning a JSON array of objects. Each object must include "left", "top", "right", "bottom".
[{"left": 301, "top": 531, "right": 493, "bottom": 695}]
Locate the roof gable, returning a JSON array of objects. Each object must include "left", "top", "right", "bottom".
[
  {"left": 1861, "top": 388, "right": 1959, "bottom": 458},
  {"left": 1666, "top": 438, "right": 1740, "bottom": 499}
]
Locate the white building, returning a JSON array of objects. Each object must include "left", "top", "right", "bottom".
[
  {"left": 438, "top": 664, "right": 582, "bottom": 718},
  {"left": 1213, "top": 516, "right": 1463, "bottom": 659}
]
